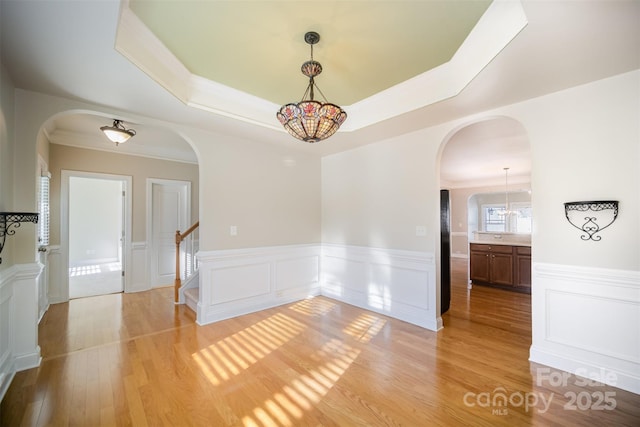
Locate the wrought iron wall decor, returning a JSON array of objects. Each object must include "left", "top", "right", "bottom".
[
  {"left": 0, "top": 212, "right": 39, "bottom": 264},
  {"left": 564, "top": 201, "right": 618, "bottom": 241}
]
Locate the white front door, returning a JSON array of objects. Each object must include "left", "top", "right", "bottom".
[
  {"left": 150, "top": 180, "right": 190, "bottom": 288},
  {"left": 60, "top": 170, "right": 132, "bottom": 302},
  {"left": 68, "top": 176, "right": 125, "bottom": 299}
]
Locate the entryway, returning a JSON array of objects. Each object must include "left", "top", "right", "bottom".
[{"left": 62, "top": 171, "right": 132, "bottom": 299}]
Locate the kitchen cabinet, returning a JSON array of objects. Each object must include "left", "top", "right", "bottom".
[
  {"left": 515, "top": 246, "right": 531, "bottom": 289},
  {"left": 469, "top": 243, "right": 530, "bottom": 292}
]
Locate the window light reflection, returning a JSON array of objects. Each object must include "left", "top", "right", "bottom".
[
  {"left": 242, "top": 339, "right": 361, "bottom": 426},
  {"left": 193, "top": 301, "right": 382, "bottom": 426},
  {"left": 68, "top": 262, "right": 121, "bottom": 277},
  {"left": 343, "top": 312, "right": 387, "bottom": 343},
  {"left": 192, "top": 313, "right": 306, "bottom": 386},
  {"left": 288, "top": 297, "right": 336, "bottom": 316}
]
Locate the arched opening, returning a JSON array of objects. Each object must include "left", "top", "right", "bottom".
[
  {"left": 35, "top": 110, "right": 200, "bottom": 304},
  {"left": 437, "top": 116, "right": 532, "bottom": 331}
]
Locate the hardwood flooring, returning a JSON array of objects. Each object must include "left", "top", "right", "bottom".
[{"left": 2, "top": 258, "right": 639, "bottom": 426}]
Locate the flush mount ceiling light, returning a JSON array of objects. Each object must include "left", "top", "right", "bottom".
[
  {"left": 100, "top": 119, "right": 136, "bottom": 146},
  {"left": 277, "top": 31, "right": 347, "bottom": 143}
]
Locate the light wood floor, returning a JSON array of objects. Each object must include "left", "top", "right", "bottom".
[{"left": 2, "top": 259, "right": 639, "bottom": 426}]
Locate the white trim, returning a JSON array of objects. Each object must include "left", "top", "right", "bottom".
[
  {"left": 0, "top": 262, "right": 43, "bottom": 401},
  {"left": 196, "top": 244, "right": 321, "bottom": 325},
  {"left": 320, "top": 244, "right": 440, "bottom": 331},
  {"left": 61, "top": 170, "right": 133, "bottom": 302},
  {"left": 530, "top": 262, "right": 640, "bottom": 395},
  {"left": 194, "top": 244, "right": 441, "bottom": 331},
  {"left": 115, "top": 0, "right": 527, "bottom": 132},
  {"left": 130, "top": 241, "right": 149, "bottom": 293}
]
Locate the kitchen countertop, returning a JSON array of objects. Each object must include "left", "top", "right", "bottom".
[{"left": 469, "top": 240, "right": 531, "bottom": 247}]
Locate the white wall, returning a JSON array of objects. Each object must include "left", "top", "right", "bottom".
[
  {"left": 184, "top": 126, "right": 321, "bottom": 251},
  {"left": 5, "top": 66, "right": 640, "bottom": 394},
  {"left": 321, "top": 70, "right": 640, "bottom": 393}
]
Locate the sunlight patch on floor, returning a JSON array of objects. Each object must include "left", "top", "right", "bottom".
[
  {"left": 192, "top": 313, "right": 306, "bottom": 386},
  {"left": 343, "top": 312, "right": 387, "bottom": 343},
  {"left": 242, "top": 338, "right": 361, "bottom": 427},
  {"left": 69, "top": 262, "right": 121, "bottom": 276},
  {"left": 288, "top": 297, "right": 337, "bottom": 316}
]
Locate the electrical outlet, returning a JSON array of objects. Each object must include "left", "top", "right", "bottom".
[{"left": 416, "top": 226, "right": 427, "bottom": 237}]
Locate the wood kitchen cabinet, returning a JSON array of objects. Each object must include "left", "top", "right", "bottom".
[
  {"left": 515, "top": 246, "right": 531, "bottom": 290},
  {"left": 470, "top": 243, "right": 530, "bottom": 292}
]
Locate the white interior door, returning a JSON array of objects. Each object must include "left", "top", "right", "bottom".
[{"left": 150, "top": 180, "right": 190, "bottom": 288}]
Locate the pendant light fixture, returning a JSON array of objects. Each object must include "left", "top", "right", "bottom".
[
  {"left": 500, "top": 167, "right": 515, "bottom": 217},
  {"left": 277, "top": 31, "right": 347, "bottom": 143},
  {"left": 100, "top": 119, "right": 136, "bottom": 146}
]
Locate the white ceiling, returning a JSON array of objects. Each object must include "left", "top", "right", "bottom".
[
  {"left": 440, "top": 117, "right": 531, "bottom": 188},
  {"left": 1, "top": 0, "right": 639, "bottom": 183}
]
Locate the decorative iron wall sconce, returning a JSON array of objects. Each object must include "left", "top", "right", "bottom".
[
  {"left": 564, "top": 201, "right": 618, "bottom": 241},
  {"left": 0, "top": 212, "right": 39, "bottom": 264}
]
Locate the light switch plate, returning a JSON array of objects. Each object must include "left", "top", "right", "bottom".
[
  {"left": 230, "top": 225, "right": 237, "bottom": 236},
  {"left": 416, "top": 226, "right": 427, "bottom": 237}
]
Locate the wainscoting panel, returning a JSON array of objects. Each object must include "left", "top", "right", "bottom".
[
  {"left": 129, "top": 242, "right": 149, "bottom": 293},
  {"left": 321, "top": 244, "right": 439, "bottom": 331},
  {"left": 0, "top": 266, "right": 15, "bottom": 401},
  {"left": 0, "top": 263, "right": 43, "bottom": 401},
  {"left": 322, "top": 255, "right": 367, "bottom": 295},
  {"left": 530, "top": 262, "right": 640, "bottom": 394},
  {"left": 209, "top": 262, "right": 271, "bottom": 305},
  {"left": 196, "top": 245, "right": 321, "bottom": 325},
  {"left": 275, "top": 255, "right": 319, "bottom": 292}
]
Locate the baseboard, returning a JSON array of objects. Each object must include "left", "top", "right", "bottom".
[
  {"left": 530, "top": 345, "right": 640, "bottom": 395},
  {"left": 13, "top": 348, "right": 42, "bottom": 372},
  {"left": 0, "top": 369, "right": 15, "bottom": 403}
]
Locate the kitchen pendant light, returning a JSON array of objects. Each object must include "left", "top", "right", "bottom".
[
  {"left": 499, "top": 167, "right": 515, "bottom": 217},
  {"left": 277, "top": 31, "right": 347, "bottom": 143}
]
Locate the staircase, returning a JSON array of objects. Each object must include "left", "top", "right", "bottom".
[{"left": 174, "top": 221, "right": 199, "bottom": 312}]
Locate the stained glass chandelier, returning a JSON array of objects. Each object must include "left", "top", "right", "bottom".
[{"left": 277, "top": 32, "right": 347, "bottom": 143}]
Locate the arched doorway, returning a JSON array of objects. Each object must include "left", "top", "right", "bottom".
[
  {"left": 38, "top": 111, "right": 199, "bottom": 303},
  {"left": 438, "top": 116, "right": 532, "bottom": 324}
]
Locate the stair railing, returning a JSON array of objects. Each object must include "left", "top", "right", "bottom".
[{"left": 174, "top": 221, "right": 199, "bottom": 302}]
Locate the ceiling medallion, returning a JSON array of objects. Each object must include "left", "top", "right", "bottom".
[{"left": 277, "top": 31, "right": 347, "bottom": 143}]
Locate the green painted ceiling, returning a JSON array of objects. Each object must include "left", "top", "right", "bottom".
[{"left": 129, "top": 0, "right": 491, "bottom": 106}]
